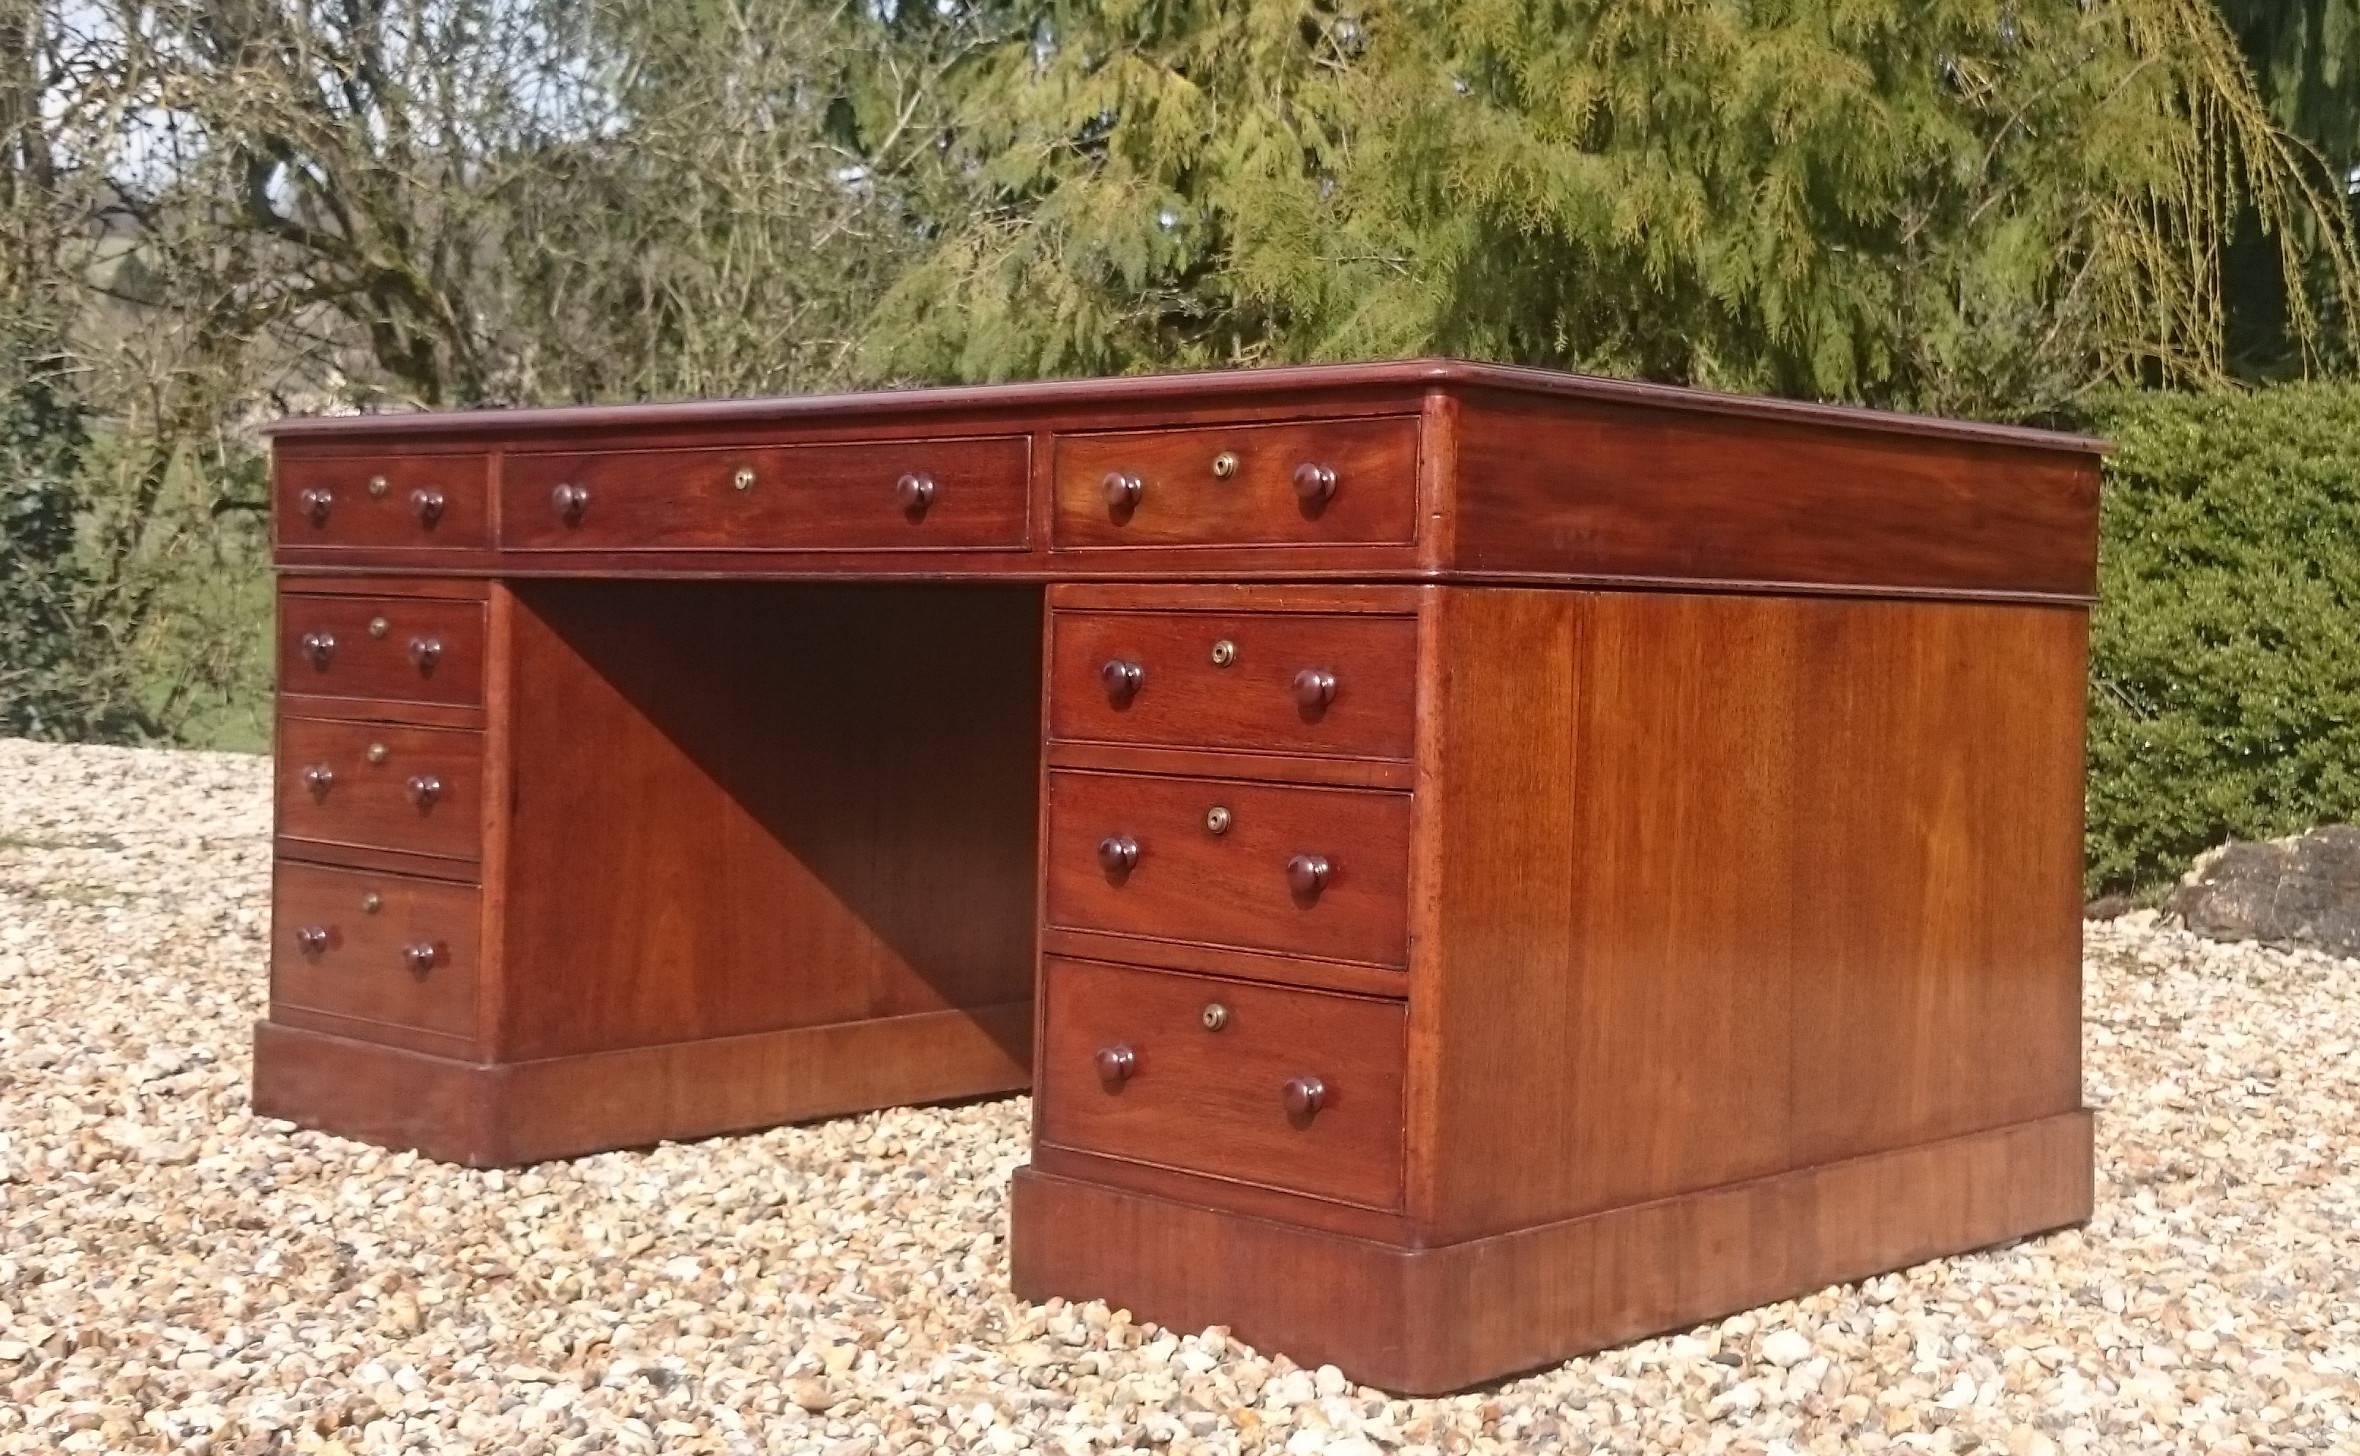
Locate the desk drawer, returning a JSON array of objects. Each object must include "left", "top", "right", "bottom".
[
  {"left": 1053, "top": 417, "right": 1418, "bottom": 549},
  {"left": 270, "top": 862, "right": 478, "bottom": 1040},
  {"left": 1051, "top": 607, "right": 1417, "bottom": 760},
  {"left": 277, "top": 454, "right": 490, "bottom": 551},
  {"left": 1039, "top": 958, "right": 1405, "bottom": 1209},
  {"left": 1046, "top": 770, "right": 1411, "bottom": 967},
  {"left": 278, "top": 594, "right": 485, "bottom": 706},
  {"left": 501, "top": 437, "right": 1029, "bottom": 550},
  {"left": 276, "top": 719, "right": 483, "bottom": 862}
]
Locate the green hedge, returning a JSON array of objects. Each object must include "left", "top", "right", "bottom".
[{"left": 2085, "top": 382, "right": 2360, "bottom": 897}]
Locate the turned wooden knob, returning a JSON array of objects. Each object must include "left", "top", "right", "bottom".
[
  {"left": 1283, "top": 1075, "right": 1326, "bottom": 1119},
  {"left": 406, "top": 774, "right": 443, "bottom": 809},
  {"left": 1293, "top": 668, "right": 1337, "bottom": 710},
  {"left": 294, "top": 925, "right": 330, "bottom": 955},
  {"left": 1291, "top": 462, "right": 1337, "bottom": 507},
  {"left": 1097, "top": 834, "right": 1140, "bottom": 874},
  {"left": 1286, "top": 853, "right": 1331, "bottom": 898},
  {"left": 302, "top": 764, "right": 335, "bottom": 797},
  {"left": 300, "top": 631, "right": 336, "bottom": 668},
  {"left": 410, "top": 488, "right": 445, "bottom": 525},
  {"left": 895, "top": 472, "right": 937, "bottom": 514},
  {"left": 1095, "top": 1044, "right": 1137, "bottom": 1084},
  {"left": 552, "top": 482, "right": 590, "bottom": 523},
  {"left": 404, "top": 942, "right": 442, "bottom": 974},
  {"left": 1102, "top": 471, "right": 1144, "bottom": 512},
  {"left": 298, "top": 487, "right": 333, "bottom": 523},
  {"left": 409, "top": 636, "right": 442, "bottom": 672},
  {"left": 1100, "top": 659, "right": 1145, "bottom": 701}
]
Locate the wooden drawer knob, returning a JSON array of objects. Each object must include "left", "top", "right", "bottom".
[
  {"left": 409, "top": 636, "right": 442, "bottom": 672},
  {"left": 552, "top": 482, "right": 590, "bottom": 523},
  {"left": 1095, "top": 1044, "right": 1138, "bottom": 1085},
  {"left": 299, "top": 631, "right": 336, "bottom": 668},
  {"left": 298, "top": 487, "right": 333, "bottom": 523},
  {"left": 1283, "top": 1075, "right": 1326, "bottom": 1120},
  {"left": 1102, "top": 471, "right": 1144, "bottom": 512},
  {"left": 302, "top": 764, "right": 336, "bottom": 797},
  {"left": 895, "top": 472, "right": 937, "bottom": 514},
  {"left": 294, "top": 925, "right": 330, "bottom": 956},
  {"left": 1293, "top": 668, "right": 1337, "bottom": 710},
  {"left": 1285, "top": 853, "right": 1331, "bottom": 899},
  {"left": 406, "top": 774, "right": 443, "bottom": 809},
  {"left": 404, "top": 942, "right": 442, "bottom": 974},
  {"left": 1097, "top": 834, "right": 1140, "bottom": 875},
  {"left": 1100, "top": 659, "right": 1145, "bottom": 702},
  {"left": 410, "top": 488, "right": 445, "bottom": 525},
  {"left": 1291, "top": 462, "right": 1337, "bottom": 507}
]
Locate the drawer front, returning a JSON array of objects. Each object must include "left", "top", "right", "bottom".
[
  {"left": 1046, "top": 770, "right": 1411, "bottom": 967},
  {"left": 1039, "top": 958, "right": 1406, "bottom": 1208},
  {"left": 501, "top": 437, "right": 1030, "bottom": 550},
  {"left": 1050, "top": 607, "right": 1417, "bottom": 760},
  {"left": 270, "top": 862, "right": 479, "bottom": 1039},
  {"left": 277, "top": 454, "right": 490, "bottom": 550},
  {"left": 1053, "top": 417, "right": 1419, "bottom": 549},
  {"left": 278, "top": 594, "right": 485, "bottom": 706},
  {"left": 276, "top": 720, "right": 483, "bottom": 861}
]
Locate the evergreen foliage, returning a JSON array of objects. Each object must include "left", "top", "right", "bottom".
[
  {"left": 2086, "top": 382, "right": 2360, "bottom": 896},
  {"left": 873, "top": 0, "right": 2360, "bottom": 419}
]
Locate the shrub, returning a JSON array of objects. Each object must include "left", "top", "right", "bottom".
[{"left": 2086, "top": 382, "right": 2360, "bottom": 897}]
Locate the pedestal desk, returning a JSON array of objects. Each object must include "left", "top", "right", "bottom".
[{"left": 257, "top": 359, "right": 2101, "bottom": 1392}]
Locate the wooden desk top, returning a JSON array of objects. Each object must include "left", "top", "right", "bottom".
[{"left": 271, "top": 358, "right": 2105, "bottom": 602}]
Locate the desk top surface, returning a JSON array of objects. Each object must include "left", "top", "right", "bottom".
[{"left": 271, "top": 357, "right": 2104, "bottom": 457}]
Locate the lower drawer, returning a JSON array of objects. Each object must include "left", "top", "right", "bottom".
[
  {"left": 1037, "top": 958, "right": 1406, "bottom": 1210},
  {"left": 276, "top": 719, "right": 483, "bottom": 862},
  {"left": 1044, "top": 769, "right": 1412, "bottom": 967},
  {"left": 270, "top": 862, "right": 479, "bottom": 1041}
]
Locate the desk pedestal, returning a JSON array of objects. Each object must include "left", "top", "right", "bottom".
[{"left": 257, "top": 579, "right": 1041, "bottom": 1164}]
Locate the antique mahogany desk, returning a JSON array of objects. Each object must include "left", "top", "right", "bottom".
[{"left": 258, "top": 360, "right": 2102, "bottom": 1391}]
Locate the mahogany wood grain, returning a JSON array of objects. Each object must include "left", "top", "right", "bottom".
[
  {"left": 1028, "top": 1144, "right": 1414, "bottom": 1246},
  {"left": 276, "top": 573, "right": 490, "bottom": 600},
  {"left": 1044, "top": 768, "right": 1412, "bottom": 968},
  {"left": 1053, "top": 416, "right": 1419, "bottom": 549},
  {"left": 1038, "top": 929, "right": 1409, "bottom": 998},
  {"left": 269, "top": 861, "right": 479, "bottom": 1044},
  {"left": 499, "top": 436, "right": 1029, "bottom": 551},
  {"left": 1048, "top": 606, "right": 1418, "bottom": 760},
  {"left": 1044, "top": 741, "right": 1416, "bottom": 792},
  {"left": 275, "top": 718, "right": 484, "bottom": 863},
  {"left": 1451, "top": 390, "right": 2103, "bottom": 598},
  {"left": 277, "top": 592, "right": 486, "bottom": 707},
  {"left": 1408, "top": 588, "right": 2088, "bottom": 1243},
  {"left": 1012, "top": 1109, "right": 2093, "bottom": 1394},
  {"left": 276, "top": 452, "right": 490, "bottom": 551},
  {"left": 494, "top": 581, "right": 1040, "bottom": 1060},
  {"left": 1037, "top": 958, "right": 1406, "bottom": 1210},
  {"left": 252, "top": 1004, "right": 1030, "bottom": 1166}
]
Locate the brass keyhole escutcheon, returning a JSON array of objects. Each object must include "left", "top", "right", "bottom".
[
  {"left": 366, "top": 742, "right": 389, "bottom": 765},
  {"left": 1211, "top": 451, "right": 1239, "bottom": 479},
  {"left": 1204, "top": 805, "right": 1232, "bottom": 835},
  {"left": 1202, "top": 1002, "right": 1229, "bottom": 1032},
  {"left": 367, "top": 475, "right": 389, "bottom": 498},
  {"left": 1210, "top": 639, "right": 1237, "bottom": 667},
  {"left": 361, "top": 892, "right": 383, "bottom": 914},
  {"left": 732, "top": 466, "right": 757, "bottom": 492},
  {"left": 367, "top": 616, "right": 390, "bottom": 639}
]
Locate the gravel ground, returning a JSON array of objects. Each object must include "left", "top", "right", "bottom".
[{"left": 1, "top": 737, "right": 2355, "bottom": 1456}]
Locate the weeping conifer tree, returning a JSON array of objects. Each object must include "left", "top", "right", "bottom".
[{"left": 870, "top": 0, "right": 2360, "bottom": 420}]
